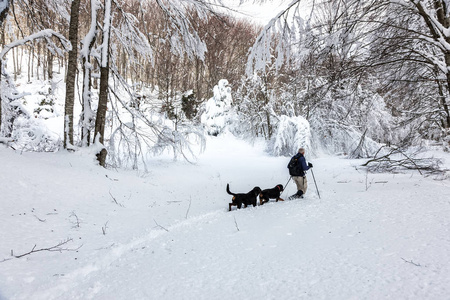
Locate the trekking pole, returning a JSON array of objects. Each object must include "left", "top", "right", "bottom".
[
  {"left": 310, "top": 169, "right": 321, "bottom": 199},
  {"left": 281, "top": 176, "right": 292, "bottom": 196}
]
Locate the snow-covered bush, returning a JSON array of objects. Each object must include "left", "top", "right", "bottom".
[
  {"left": 268, "top": 115, "right": 311, "bottom": 156},
  {"left": 0, "top": 67, "right": 60, "bottom": 151},
  {"left": 200, "top": 79, "right": 233, "bottom": 136},
  {"left": 308, "top": 83, "right": 390, "bottom": 157},
  {"left": 10, "top": 114, "right": 61, "bottom": 151}
]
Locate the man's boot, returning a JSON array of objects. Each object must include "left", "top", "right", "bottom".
[{"left": 288, "top": 190, "right": 303, "bottom": 200}]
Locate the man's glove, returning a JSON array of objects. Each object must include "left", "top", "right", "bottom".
[{"left": 308, "top": 162, "right": 313, "bottom": 168}]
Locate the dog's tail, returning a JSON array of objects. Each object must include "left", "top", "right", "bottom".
[{"left": 226, "top": 183, "right": 236, "bottom": 196}]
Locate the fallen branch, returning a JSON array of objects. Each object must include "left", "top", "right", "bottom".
[
  {"left": 102, "top": 221, "right": 109, "bottom": 235},
  {"left": 153, "top": 219, "right": 169, "bottom": 232},
  {"left": 69, "top": 211, "right": 80, "bottom": 228},
  {"left": 0, "top": 137, "right": 14, "bottom": 144},
  {"left": 185, "top": 197, "right": 192, "bottom": 219},
  {"left": 105, "top": 175, "right": 119, "bottom": 181},
  {"left": 34, "top": 215, "right": 46, "bottom": 222},
  {"left": 401, "top": 257, "right": 421, "bottom": 267},
  {"left": 14, "top": 238, "right": 82, "bottom": 258},
  {"left": 362, "top": 146, "right": 446, "bottom": 176},
  {"left": 234, "top": 216, "right": 240, "bottom": 232},
  {"left": 108, "top": 190, "right": 124, "bottom": 207}
]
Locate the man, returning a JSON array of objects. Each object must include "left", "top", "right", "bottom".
[{"left": 287, "top": 147, "right": 313, "bottom": 199}]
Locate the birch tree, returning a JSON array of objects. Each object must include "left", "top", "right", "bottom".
[{"left": 80, "top": 0, "right": 100, "bottom": 147}]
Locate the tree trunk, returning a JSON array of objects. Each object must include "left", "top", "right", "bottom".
[
  {"left": 94, "top": 0, "right": 112, "bottom": 167},
  {"left": 0, "top": 58, "right": 3, "bottom": 135},
  {"left": 36, "top": 43, "right": 40, "bottom": 80},
  {"left": 80, "top": 0, "right": 98, "bottom": 147},
  {"left": 27, "top": 48, "right": 31, "bottom": 82},
  {"left": 63, "top": 0, "right": 81, "bottom": 149},
  {"left": 12, "top": 47, "right": 16, "bottom": 81},
  {"left": 0, "top": 0, "right": 10, "bottom": 135},
  {"left": 47, "top": 49, "right": 53, "bottom": 80}
]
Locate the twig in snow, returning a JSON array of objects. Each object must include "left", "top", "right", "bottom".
[
  {"left": 365, "top": 169, "right": 372, "bottom": 191},
  {"left": 69, "top": 211, "right": 80, "bottom": 228},
  {"left": 105, "top": 174, "right": 119, "bottom": 181},
  {"left": 34, "top": 215, "right": 46, "bottom": 222},
  {"left": 108, "top": 189, "right": 124, "bottom": 207},
  {"left": 13, "top": 238, "right": 82, "bottom": 258},
  {"left": 401, "top": 257, "right": 421, "bottom": 267},
  {"left": 153, "top": 219, "right": 169, "bottom": 232},
  {"left": 234, "top": 216, "right": 240, "bottom": 232},
  {"left": 102, "top": 221, "right": 109, "bottom": 235},
  {"left": 185, "top": 197, "right": 192, "bottom": 219},
  {"left": 95, "top": 243, "right": 115, "bottom": 251}
]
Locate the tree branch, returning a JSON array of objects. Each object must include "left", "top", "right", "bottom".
[{"left": 14, "top": 238, "right": 82, "bottom": 258}]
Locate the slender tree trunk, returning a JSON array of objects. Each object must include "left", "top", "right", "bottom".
[
  {"left": 47, "top": 49, "right": 53, "bottom": 80},
  {"left": 0, "top": 58, "right": 2, "bottom": 135},
  {"left": 0, "top": 0, "right": 11, "bottom": 135},
  {"left": 94, "top": 0, "right": 112, "bottom": 166},
  {"left": 27, "top": 48, "right": 31, "bottom": 82},
  {"left": 63, "top": 0, "right": 81, "bottom": 148},
  {"left": 36, "top": 43, "right": 40, "bottom": 80},
  {"left": 92, "top": 58, "right": 98, "bottom": 89},
  {"left": 80, "top": 0, "right": 98, "bottom": 147},
  {"left": 12, "top": 47, "right": 16, "bottom": 81},
  {"left": 43, "top": 47, "right": 47, "bottom": 81},
  {"left": 31, "top": 47, "right": 34, "bottom": 78}
]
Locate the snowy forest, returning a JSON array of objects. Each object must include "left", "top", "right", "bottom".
[
  {"left": 2, "top": 0, "right": 450, "bottom": 299},
  {"left": 1, "top": 0, "right": 449, "bottom": 168}
]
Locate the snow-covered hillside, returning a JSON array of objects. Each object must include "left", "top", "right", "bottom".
[{"left": 1, "top": 133, "right": 450, "bottom": 299}]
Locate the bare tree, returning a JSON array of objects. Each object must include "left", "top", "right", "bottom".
[
  {"left": 63, "top": 0, "right": 81, "bottom": 149},
  {"left": 94, "top": 0, "right": 112, "bottom": 166},
  {"left": 80, "top": 0, "right": 100, "bottom": 147}
]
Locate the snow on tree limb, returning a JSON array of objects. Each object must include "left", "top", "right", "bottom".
[
  {"left": 155, "top": 0, "right": 208, "bottom": 60},
  {"left": 101, "top": 0, "right": 112, "bottom": 68},
  {"left": 0, "top": 29, "right": 71, "bottom": 60},
  {"left": 246, "top": 0, "right": 304, "bottom": 75}
]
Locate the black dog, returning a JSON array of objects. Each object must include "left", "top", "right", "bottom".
[
  {"left": 227, "top": 184, "right": 261, "bottom": 211},
  {"left": 259, "top": 184, "right": 284, "bottom": 205}
]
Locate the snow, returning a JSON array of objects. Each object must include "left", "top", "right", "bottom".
[
  {"left": 1, "top": 132, "right": 450, "bottom": 299},
  {"left": 101, "top": 0, "right": 112, "bottom": 68}
]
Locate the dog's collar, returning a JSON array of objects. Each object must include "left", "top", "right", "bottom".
[{"left": 277, "top": 185, "right": 281, "bottom": 190}]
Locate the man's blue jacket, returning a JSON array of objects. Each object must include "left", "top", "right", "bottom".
[{"left": 292, "top": 153, "right": 310, "bottom": 176}]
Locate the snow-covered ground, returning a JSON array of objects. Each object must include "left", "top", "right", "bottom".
[{"left": 1, "top": 133, "right": 450, "bottom": 299}]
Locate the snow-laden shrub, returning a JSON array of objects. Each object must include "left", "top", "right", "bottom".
[
  {"left": 303, "top": 80, "right": 390, "bottom": 157},
  {"left": 10, "top": 114, "right": 61, "bottom": 151},
  {"left": 268, "top": 115, "right": 311, "bottom": 156},
  {"left": 200, "top": 79, "right": 232, "bottom": 136}
]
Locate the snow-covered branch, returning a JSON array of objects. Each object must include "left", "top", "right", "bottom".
[{"left": 0, "top": 29, "right": 71, "bottom": 60}]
